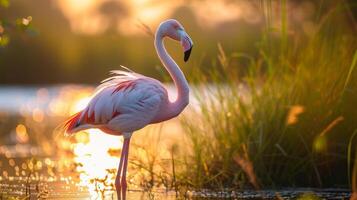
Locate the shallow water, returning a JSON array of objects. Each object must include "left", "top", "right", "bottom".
[
  {"left": 0, "top": 147, "right": 353, "bottom": 199},
  {"left": 0, "top": 86, "right": 353, "bottom": 199},
  {"left": 0, "top": 179, "right": 352, "bottom": 200},
  {"left": 0, "top": 147, "right": 352, "bottom": 199}
]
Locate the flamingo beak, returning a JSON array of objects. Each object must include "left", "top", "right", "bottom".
[
  {"left": 180, "top": 31, "right": 193, "bottom": 62},
  {"left": 184, "top": 46, "right": 193, "bottom": 62}
]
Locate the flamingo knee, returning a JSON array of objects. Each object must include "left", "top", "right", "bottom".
[{"left": 115, "top": 177, "right": 121, "bottom": 191}]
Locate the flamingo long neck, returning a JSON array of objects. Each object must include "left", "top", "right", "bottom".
[{"left": 155, "top": 30, "right": 189, "bottom": 119}]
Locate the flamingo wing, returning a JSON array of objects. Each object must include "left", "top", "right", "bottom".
[{"left": 64, "top": 68, "right": 167, "bottom": 135}]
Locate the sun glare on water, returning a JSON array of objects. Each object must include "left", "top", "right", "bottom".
[{"left": 73, "top": 130, "right": 122, "bottom": 196}]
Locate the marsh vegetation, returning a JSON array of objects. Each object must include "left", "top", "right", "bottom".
[{"left": 0, "top": 0, "right": 356, "bottom": 199}]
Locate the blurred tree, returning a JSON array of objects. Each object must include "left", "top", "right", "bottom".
[{"left": 0, "top": 0, "right": 35, "bottom": 48}]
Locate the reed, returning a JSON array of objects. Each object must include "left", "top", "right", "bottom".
[{"left": 179, "top": 0, "right": 357, "bottom": 189}]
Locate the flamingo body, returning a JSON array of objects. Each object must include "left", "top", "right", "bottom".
[
  {"left": 65, "top": 74, "right": 168, "bottom": 136},
  {"left": 62, "top": 19, "right": 193, "bottom": 200}
]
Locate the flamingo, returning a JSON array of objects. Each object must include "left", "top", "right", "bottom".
[{"left": 62, "top": 19, "right": 193, "bottom": 199}]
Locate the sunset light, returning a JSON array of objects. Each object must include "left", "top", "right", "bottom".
[
  {"left": 54, "top": 0, "right": 262, "bottom": 35},
  {"left": 73, "top": 129, "right": 122, "bottom": 197},
  {"left": 0, "top": 0, "right": 356, "bottom": 199}
]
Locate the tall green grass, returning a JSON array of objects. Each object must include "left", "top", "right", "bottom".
[{"left": 179, "top": 0, "right": 357, "bottom": 189}]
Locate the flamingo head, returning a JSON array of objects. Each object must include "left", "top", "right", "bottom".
[{"left": 158, "top": 19, "right": 193, "bottom": 62}]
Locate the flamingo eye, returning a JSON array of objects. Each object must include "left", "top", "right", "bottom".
[{"left": 173, "top": 24, "right": 180, "bottom": 29}]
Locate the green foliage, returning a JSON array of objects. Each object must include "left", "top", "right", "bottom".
[
  {"left": 0, "top": 0, "right": 9, "bottom": 8},
  {"left": 0, "top": 1, "right": 34, "bottom": 48},
  {"left": 179, "top": 0, "right": 357, "bottom": 189},
  {"left": 0, "top": 34, "right": 9, "bottom": 47}
]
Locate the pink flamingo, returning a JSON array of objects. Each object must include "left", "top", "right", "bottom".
[{"left": 63, "top": 19, "right": 193, "bottom": 199}]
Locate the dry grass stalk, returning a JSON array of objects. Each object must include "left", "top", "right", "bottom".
[
  {"left": 320, "top": 116, "right": 344, "bottom": 137},
  {"left": 233, "top": 144, "right": 260, "bottom": 190}
]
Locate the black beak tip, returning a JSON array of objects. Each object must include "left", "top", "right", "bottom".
[{"left": 184, "top": 46, "right": 193, "bottom": 62}]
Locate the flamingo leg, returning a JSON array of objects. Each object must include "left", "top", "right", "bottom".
[
  {"left": 121, "top": 137, "right": 131, "bottom": 200},
  {"left": 115, "top": 137, "right": 131, "bottom": 200},
  {"left": 115, "top": 138, "right": 128, "bottom": 200}
]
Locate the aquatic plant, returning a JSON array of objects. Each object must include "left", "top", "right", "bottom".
[{"left": 179, "top": 0, "right": 357, "bottom": 189}]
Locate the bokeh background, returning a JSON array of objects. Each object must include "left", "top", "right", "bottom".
[
  {"left": 1, "top": 0, "right": 354, "bottom": 84},
  {"left": 0, "top": 0, "right": 357, "bottom": 199}
]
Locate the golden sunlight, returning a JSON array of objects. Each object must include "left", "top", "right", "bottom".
[
  {"left": 15, "top": 124, "right": 29, "bottom": 143},
  {"left": 54, "top": 0, "right": 260, "bottom": 35},
  {"left": 68, "top": 93, "right": 123, "bottom": 196},
  {"left": 70, "top": 96, "right": 91, "bottom": 115},
  {"left": 73, "top": 129, "right": 122, "bottom": 196},
  {"left": 286, "top": 105, "right": 305, "bottom": 125},
  {"left": 56, "top": 0, "right": 106, "bottom": 35},
  {"left": 32, "top": 108, "right": 44, "bottom": 122}
]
